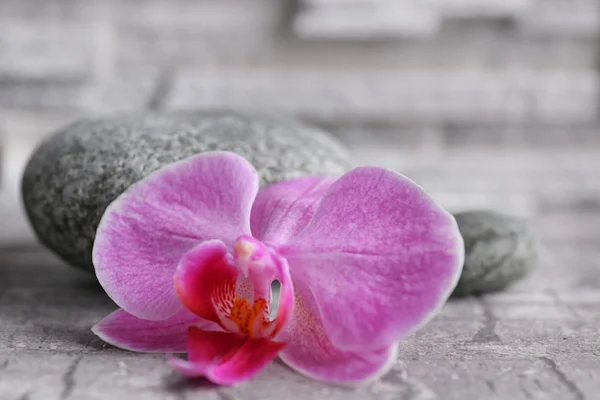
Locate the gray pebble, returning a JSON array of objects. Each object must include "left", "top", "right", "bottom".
[
  {"left": 22, "top": 111, "right": 352, "bottom": 272},
  {"left": 452, "top": 210, "right": 539, "bottom": 296}
]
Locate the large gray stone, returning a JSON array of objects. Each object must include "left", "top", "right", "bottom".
[
  {"left": 452, "top": 210, "right": 539, "bottom": 296},
  {"left": 21, "top": 111, "right": 352, "bottom": 272}
]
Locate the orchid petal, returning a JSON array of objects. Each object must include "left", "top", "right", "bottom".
[
  {"left": 250, "top": 176, "right": 336, "bottom": 244},
  {"left": 174, "top": 240, "right": 239, "bottom": 326},
  {"left": 279, "top": 294, "right": 398, "bottom": 385},
  {"left": 169, "top": 329, "right": 245, "bottom": 379},
  {"left": 92, "top": 308, "right": 221, "bottom": 353},
  {"left": 169, "top": 327, "right": 285, "bottom": 385},
  {"left": 281, "top": 167, "right": 464, "bottom": 351},
  {"left": 93, "top": 152, "right": 259, "bottom": 321}
]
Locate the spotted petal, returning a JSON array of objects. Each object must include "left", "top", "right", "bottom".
[
  {"left": 93, "top": 152, "right": 259, "bottom": 321},
  {"left": 281, "top": 167, "right": 464, "bottom": 351},
  {"left": 279, "top": 293, "right": 397, "bottom": 384}
]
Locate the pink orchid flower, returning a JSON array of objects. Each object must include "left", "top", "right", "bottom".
[{"left": 91, "top": 151, "right": 464, "bottom": 386}]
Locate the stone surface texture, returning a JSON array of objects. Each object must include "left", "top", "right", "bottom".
[
  {"left": 1, "top": 210, "right": 599, "bottom": 400},
  {"left": 21, "top": 112, "right": 351, "bottom": 272},
  {"left": 452, "top": 210, "right": 538, "bottom": 296}
]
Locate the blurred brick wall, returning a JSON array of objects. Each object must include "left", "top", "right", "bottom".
[{"left": 0, "top": 0, "right": 599, "bottom": 243}]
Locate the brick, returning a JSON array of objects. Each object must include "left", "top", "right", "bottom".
[
  {"left": 556, "top": 291, "right": 600, "bottom": 321},
  {"left": 326, "top": 125, "right": 443, "bottom": 150},
  {"left": 0, "top": 0, "right": 98, "bottom": 21},
  {"left": 435, "top": 298, "right": 485, "bottom": 321},
  {"left": 495, "top": 319, "right": 600, "bottom": 358},
  {"left": 0, "top": 353, "right": 79, "bottom": 400},
  {"left": 78, "top": 70, "right": 160, "bottom": 114},
  {"left": 558, "top": 359, "right": 600, "bottom": 400},
  {"left": 0, "top": 22, "right": 94, "bottom": 81},
  {"left": 0, "top": 81, "right": 84, "bottom": 110},
  {"left": 440, "top": 0, "right": 533, "bottom": 18},
  {"left": 515, "top": 247, "right": 600, "bottom": 293},
  {"left": 166, "top": 68, "right": 599, "bottom": 126},
  {"left": 115, "top": 0, "right": 281, "bottom": 65},
  {"left": 519, "top": 0, "right": 600, "bottom": 38},
  {"left": 444, "top": 125, "right": 600, "bottom": 147},
  {"left": 489, "top": 302, "right": 577, "bottom": 321},
  {"left": 293, "top": 1, "right": 440, "bottom": 39},
  {"left": 536, "top": 211, "right": 600, "bottom": 244},
  {"left": 398, "top": 355, "right": 590, "bottom": 400},
  {"left": 294, "top": 0, "right": 536, "bottom": 40}
]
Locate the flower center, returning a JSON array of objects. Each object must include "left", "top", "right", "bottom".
[
  {"left": 205, "top": 235, "right": 287, "bottom": 339},
  {"left": 229, "top": 297, "right": 269, "bottom": 337}
]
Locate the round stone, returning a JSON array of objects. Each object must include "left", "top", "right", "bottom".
[
  {"left": 22, "top": 111, "right": 352, "bottom": 272},
  {"left": 452, "top": 210, "right": 539, "bottom": 296}
]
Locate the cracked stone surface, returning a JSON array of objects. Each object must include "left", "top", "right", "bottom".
[{"left": 1, "top": 212, "right": 600, "bottom": 400}]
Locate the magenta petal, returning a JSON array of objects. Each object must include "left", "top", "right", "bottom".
[
  {"left": 169, "top": 327, "right": 285, "bottom": 385},
  {"left": 93, "top": 152, "right": 259, "bottom": 320},
  {"left": 92, "top": 308, "right": 221, "bottom": 353},
  {"left": 174, "top": 240, "right": 239, "bottom": 326},
  {"left": 209, "top": 337, "right": 286, "bottom": 385},
  {"left": 281, "top": 167, "right": 464, "bottom": 350},
  {"left": 279, "top": 295, "right": 397, "bottom": 385},
  {"left": 250, "top": 176, "right": 336, "bottom": 244},
  {"left": 169, "top": 329, "right": 246, "bottom": 379}
]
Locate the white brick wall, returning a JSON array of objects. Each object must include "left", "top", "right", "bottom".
[
  {"left": 0, "top": 0, "right": 598, "bottom": 244},
  {"left": 166, "top": 68, "right": 598, "bottom": 125}
]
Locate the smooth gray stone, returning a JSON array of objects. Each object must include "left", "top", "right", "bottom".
[
  {"left": 452, "top": 210, "right": 539, "bottom": 296},
  {"left": 22, "top": 111, "right": 352, "bottom": 272}
]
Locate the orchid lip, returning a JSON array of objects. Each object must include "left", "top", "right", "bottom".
[{"left": 174, "top": 239, "right": 294, "bottom": 342}]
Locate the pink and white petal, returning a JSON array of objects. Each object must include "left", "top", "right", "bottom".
[
  {"left": 93, "top": 152, "right": 259, "bottom": 321},
  {"left": 250, "top": 176, "right": 337, "bottom": 244},
  {"left": 279, "top": 294, "right": 398, "bottom": 385},
  {"left": 281, "top": 167, "right": 464, "bottom": 351},
  {"left": 174, "top": 240, "right": 238, "bottom": 325},
  {"left": 170, "top": 328, "right": 285, "bottom": 386},
  {"left": 92, "top": 308, "right": 221, "bottom": 353}
]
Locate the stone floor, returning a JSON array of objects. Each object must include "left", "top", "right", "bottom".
[{"left": 0, "top": 209, "right": 599, "bottom": 400}]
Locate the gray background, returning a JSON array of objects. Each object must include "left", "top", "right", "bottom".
[
  {"left": 0, "top": 0, "right": 599, "bottom": 243},
  {"left": 0, "top": 1, "right": 599, "bottom": 399}
]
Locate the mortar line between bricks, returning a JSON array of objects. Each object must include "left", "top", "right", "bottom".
[
  {"left": 470, "top": 297, "right": 501, "bottom": 343},
  {"left": 217, "top": 389, "right": 236, "bottom": 400},
  {"left": 146, "top": 69, "right": 173, "bottom": 111},
  {"left": 539, "top": 356, "right": 586, "bottom": 400},
  {"left": 547, "top": 289, "right": 585, "bottom": 321},
  {"left": 17, "top": 392, "right": 31, "bottom": 400},
  {"left": 60, "top": 355, "right": 83, "bottom": 400}
]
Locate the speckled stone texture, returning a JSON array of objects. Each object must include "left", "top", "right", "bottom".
[
  {"left": 21, "top": 112, "right": 352, "bottom": 272},
  {"left": 452, "top": 210, "right": 538, "bottom": 296}
]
